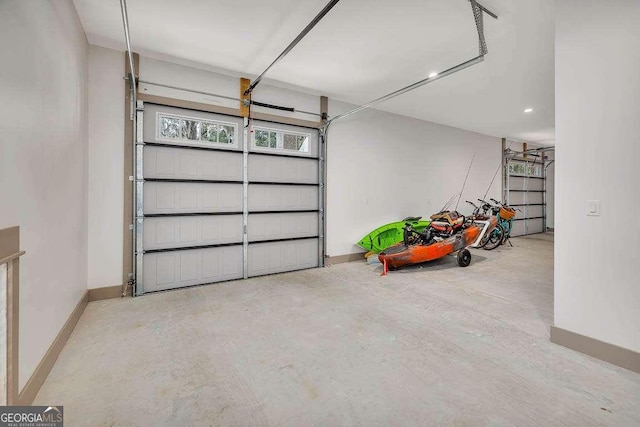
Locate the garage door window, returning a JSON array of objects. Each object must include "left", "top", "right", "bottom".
[
  {"left": 158, "top": 113, "right": 237, "bottom": 146},
  {"left": 253, "top": 127, "right": 310, "bottom": 153},
  {"left": 509, "top": 160, "right": 543, "bottom": 177}
]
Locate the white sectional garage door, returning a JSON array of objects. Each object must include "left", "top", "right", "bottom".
[
  {"left": 506, "top": 159, "right": 545, "bottom": 237},
  {"left": 134, "top": 103, "right": 322, "bottom": 295}
]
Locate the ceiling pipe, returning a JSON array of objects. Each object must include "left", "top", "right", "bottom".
[
  {"left": 244, "top": 0, "right": 342, "bottom": 96},
  {"left": 328, "top": 55, "right": 484, "bottom": 124},
  {"left": 326, "top": 0, "right": 495, "bottom": 128},
  {"left": 120, "top": 0, "right": 137, "bottom": 99}
]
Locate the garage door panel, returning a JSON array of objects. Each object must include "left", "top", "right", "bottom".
[
  {"left": 144, "top": 182, "right": 242, "bottom": 214},
  {"left": 248, "top": 155, "right": 318, "bottom": 184},
  {"left": 143, "top": 246, "right": 243, "bottom": 292},
  {"left": 522, "top": 205, "right": 544, "bottom": 218},
  {"left": 527, "top": 218, "right": 545, "bottom": 234},
  {"left": 248, "top": 238, "right": 319, "bottom": 277},
  {"left": 144, "top": 145, "right": 242, "bottom": 181},
  {"left": 143, "top": 215, "right": 242, "bottom": 250},
  {"left": 527, "top": 179, "right": 544, "bottom": 191},
  {"left": 511, "top": 218, "right": 545, "bottom": 237},
  {"left": 508, "top": 192, "right": 525, "bottom": 205},
  {"left": 508, "top": 192, "right": 544, "bottom": 206},
  {"left": 509, "top": 178, "right": 544, "bottom": 192},
  {"left": 248, "top": 212, "right": 318, "bottom": 242},
  {"left": 525, "top": 192, "right": 544, "bottom": 204},
  {"left": 510, "top": 221, "right": 526, "bottom": 237},
  {"left": 527, "top": 218, "right": 544, "bottom": 233},
  {"left": 248, "top": 184, "right": 318, "bottom": 212},
  {"left": 508, "top": 176, "right": 526, "bottom": 190}
]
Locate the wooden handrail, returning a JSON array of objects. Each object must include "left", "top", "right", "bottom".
[{"left": 0, "top": 251, "right": 25, "bottom": 266}]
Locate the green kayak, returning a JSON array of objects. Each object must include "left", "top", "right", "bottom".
[{"left": 357, "top": 217, "right": 431, "bottom": 253}]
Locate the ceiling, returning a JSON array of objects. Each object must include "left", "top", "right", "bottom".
[{"left": 73, "top": 0, "right": 554, "bottom": 142}]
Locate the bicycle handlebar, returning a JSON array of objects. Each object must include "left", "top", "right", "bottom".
[{"left": 488, "top": 198, "right": 520, "bottom": 212}]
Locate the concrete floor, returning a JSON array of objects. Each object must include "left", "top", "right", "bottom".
[{"left": 36, "top": 234, "right": 640, "bottom": 426}]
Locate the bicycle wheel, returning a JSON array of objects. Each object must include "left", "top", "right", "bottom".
[
  {"left": 477, "top": 226, "right": 494, "bottom": 248},
  {"left": 483, "top": 224, "right": 504, "bottom": 251},
  {"left": 500, "top": 221, "right": 513, "bottom": 245}
]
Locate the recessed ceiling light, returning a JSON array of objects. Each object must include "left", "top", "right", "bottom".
[
  {"left": 428, "top": 72, "right": 438, "bottom": 78},
  {"left": 524, "top": 108, "right": 534, "bottom": 113}
]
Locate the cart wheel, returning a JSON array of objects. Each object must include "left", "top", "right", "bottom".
[{"left": 457, "top": 249, "right": 471, "bottom": 267}]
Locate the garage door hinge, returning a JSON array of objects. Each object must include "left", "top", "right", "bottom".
[
  {"left": 129, "top": 176, "right": 134, "bottom": 181},
  {"left": 243, "top": 225, "right": 247, "bottom": 234}
]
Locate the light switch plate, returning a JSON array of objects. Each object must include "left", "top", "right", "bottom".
[{"left": 586, "top": 200, "right": 600, "bottom": 216}]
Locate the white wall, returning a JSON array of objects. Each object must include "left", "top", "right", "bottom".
[
  {"left": 87, "top": 46, "right": 124, "bottom": 289},
  {"left": 0, "top": 1, "right": 89, "bottom": 389},
  {"left": 555, "top": 0, "right": 640, "bottom": 352},
  {"left": 327, "top": 101, "right": 501, "bottom": 256}
]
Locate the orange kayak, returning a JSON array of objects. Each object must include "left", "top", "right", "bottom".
[{"left": 379, "top": 224, "right": 481, "bottom": 270}]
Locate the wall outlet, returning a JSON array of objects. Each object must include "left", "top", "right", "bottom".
[{"left": 586, "top": 200, "right": 600, "bottom": 216}]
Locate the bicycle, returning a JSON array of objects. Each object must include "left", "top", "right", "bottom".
[
  {"left": 465, "top": 200, "right": 503, "bottom": 250},
  {"left": 489, "top": 198, "right": 519, "bottom": 245},
  {"left": 478, "top": 198, "right": 518, "bottom": 246}
]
